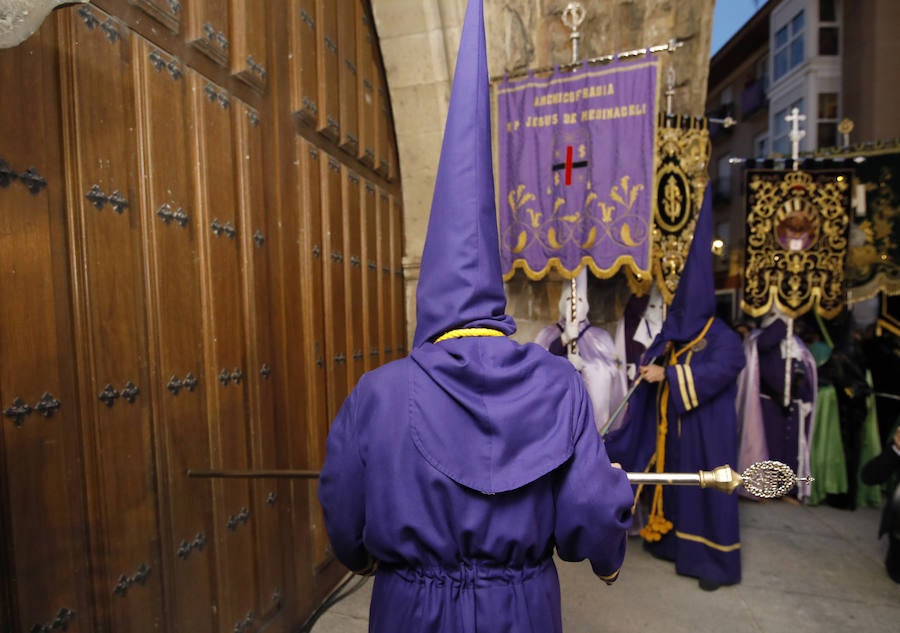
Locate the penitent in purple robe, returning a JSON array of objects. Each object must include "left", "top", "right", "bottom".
[
  {"left": 319, "top": 337, "right": 633, "bottom": 632},
  {"left": 318, "top": 2, "right": 634, "bottom": 631},
  {"left": 606, "top": 320, "right": 745, "bottom": 585},
  {"left": 605, "top": 187, "right": 745, "bottom": 587}
]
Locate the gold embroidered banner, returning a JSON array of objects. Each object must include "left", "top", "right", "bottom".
[
  {"left": 628, "top": 115, "right": 710, "bottom": 302},
  {"left": 845, "top": 150, "right": 900, "bottom": 303},
  {"left": 742, "top": 169, "right": 852, "bottom": 319}
]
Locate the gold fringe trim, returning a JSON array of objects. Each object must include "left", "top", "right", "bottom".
[{"left": 502, "top": 254, "right": 651, "bottom": 282}]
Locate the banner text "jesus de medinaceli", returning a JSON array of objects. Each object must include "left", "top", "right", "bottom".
[{"left": 497, "top": 59, "right": 658, "bottom": 281}]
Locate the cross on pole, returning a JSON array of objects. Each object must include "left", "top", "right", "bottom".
[
  {"left": 786, "top": 107, "right": 806, "bottom": 170},
  {"left": 560, "top": 2, "right": 588, "bottom": 363},
  {"left": 562, "top": 3, "right": 586, "bottom": 64},
  {"left": 665, "top": 61, "right": 676, "bottom": 116}
]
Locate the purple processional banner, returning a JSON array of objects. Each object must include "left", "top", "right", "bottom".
[{"left": 497, "top": 59, "right": 658, "bottom": 280}]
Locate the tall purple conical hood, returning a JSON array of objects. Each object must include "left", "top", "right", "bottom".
[
  {"left": 412, "top": 0, "right": 516, "bottom": 348},
  {"left": 646, "top": 185, "right": 716, "bottom": 357}
]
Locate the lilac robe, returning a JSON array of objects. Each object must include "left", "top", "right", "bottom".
[
  {"left": 318, "top": 335, "right": 634, "bottom": 633},
  {"left": 535, "top": 321, "right": 628, "bottom": 431},
  {"left": 738, "top": 320, "right": 817, "bottom": 499},
  {"left": 605, "top": 319, "right": 745, "bottom": 585}
]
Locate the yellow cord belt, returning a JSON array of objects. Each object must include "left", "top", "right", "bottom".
[{"left": 434, "top": 328, "right": 506, "bottom": 343}]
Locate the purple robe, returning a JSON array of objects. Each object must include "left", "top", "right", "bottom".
[
  {"left": 605, "top": 319, "right": 746, "bottom": 585},
  {"left": 318, "top": 335, "right": 634, "bottom": 633}
]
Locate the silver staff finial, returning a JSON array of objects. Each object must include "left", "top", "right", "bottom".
[
  {"left": 562, "top": 2, "right": 587, "bottom": 64},
  {"left": 626, "top": 460, "right": 814, "bottom": 499}
]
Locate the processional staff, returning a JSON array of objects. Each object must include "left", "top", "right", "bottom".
[
  {"left": 781, "top": 106, "right": 807, "bottom": 408},
  {"left": 188, "top": 461, "right": 813, "bottom": 500},
  {"left": 562, "top": 2, "right": 588, "bottom": 364}
]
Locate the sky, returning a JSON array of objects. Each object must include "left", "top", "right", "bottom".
[{"left": 711, "top": 0, "right": 765, "bottom": 56}]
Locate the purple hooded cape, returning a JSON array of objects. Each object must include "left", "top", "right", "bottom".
[
  {"left": 605, "top": 187, "right": 746, "bottom": 586},
  {"left": 317, "top": 2, "right": 634, "bottom": 631}
]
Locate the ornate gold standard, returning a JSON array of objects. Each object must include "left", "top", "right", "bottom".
[
  {"left": 640, "top": 115, "right": 711, "bottom": 302},
  {"left": 742, "top": 169, "right": 852, "bottom": 319}
]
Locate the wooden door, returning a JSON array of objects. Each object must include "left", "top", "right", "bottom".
[
  {"left": 0, "top": 2, "right": 406, "bottom": 632},
  {"left": 0, "top": 19, "right": 91, "bottom": 633},
  {"left": 59, "top": 8, "right": 164, "bottom": 632},
  {"left": 133, "top": 39, "right": 216, "bottom": 633}
]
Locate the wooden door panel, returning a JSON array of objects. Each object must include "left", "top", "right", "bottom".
[
  {"left": 357, "top": 9, "right": 376, "bottom": 167},
  {"left": 231, "top": 0, "right": 268, "bottom": 90},
  {"left": 362, "top": 181, "right": 380, "bottom": 371},
  {"left": 0, "top": 20, "right": 90, "bottom": 633},
  {"left": 133, "top": 39, "right": 215, "bottom": 633},
  {"left": 380, "top": 192, "right": 396, "bottom": 361},
  {"left": 293, "top": 139, "right": 331, "bottom": 575},
  {"left": 376, "top": 189, "right": 390, "bottom": 363},
  {"left": 289, "top": 0, "right": 318, "bottom": 125},
  {"left": 374, "top": 74, "right": 390, "bottom": 177},
  {"left": 60, "top": 9, "right": 163, "bottom": 632},
  {"left": 337, "top": 1, "right": 358, "bottom": 155},
  {"left": 294, "top": 140, "right": 328, "bottom": 468},
  {"left": 234, "top": 101, "right": 285, "bottom": 621},
  {"left": 312, "top": 152, "right": 347, "bottom": 570},
  {"left": 129, "top": 0, "right": 181, "bottom": 32},
  {"left": 189, "top": 74, "right": 257, "bottom": 633},
  {"left": 185, "top": 0, "right": 229, "bottom": 66},
  {"left": 315, "top": 2, "right": 340, "bottom": 140},
  {"left": 320, "top": 154, "right": 347, "bottom": 423},
  {"left": 271, "top": 138, "right": 324, "bottom": 580},
  {"left": 343, "top": 168, "right": 364, "bottom": 388}
]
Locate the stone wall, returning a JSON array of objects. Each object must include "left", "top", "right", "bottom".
[{"left": 371, "top": 0, "right": 715, "bottom": 345}]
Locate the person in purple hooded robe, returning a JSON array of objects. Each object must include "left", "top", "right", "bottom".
[
  {"left": 605, "top": 188, "right": 746, "bottom": 591},
  {"left": 317, "top": 2, "right": 634, "bottom": 631}
]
